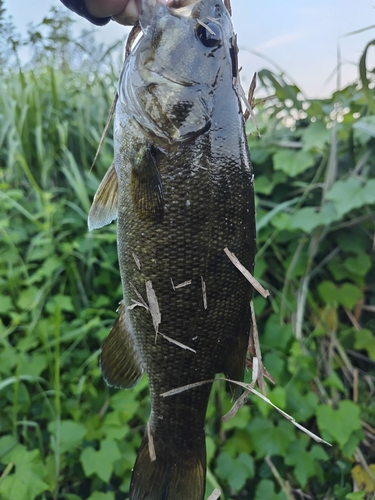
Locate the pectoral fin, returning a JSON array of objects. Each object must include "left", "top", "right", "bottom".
[
  {"left": 223, "top": 327, "right": 249, "bottom": 399},
  {"left": 131, "top": 145, "right": 164, "bottom": 219},
  {"left": 100, "top": 301, "right": 144, "bottom": 388},
  {"left": 88, "top": 163, "right": 118, "bottom": 231}
]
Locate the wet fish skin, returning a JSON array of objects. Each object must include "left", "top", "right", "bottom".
[{"left": 89, "top": 1, "right": 255, "bottom": 499}]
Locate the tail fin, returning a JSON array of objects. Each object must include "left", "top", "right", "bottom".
[{"left": 129, "top": 428, "right": 206, "bottom": 500}]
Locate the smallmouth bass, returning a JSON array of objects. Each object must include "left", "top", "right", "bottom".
[{"left": 88, "top": 0, "right": 256, "bottom": 498}]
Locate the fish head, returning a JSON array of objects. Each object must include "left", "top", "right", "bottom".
[{"left": 119, "top": 0, "right": 238, "bottom": 144}]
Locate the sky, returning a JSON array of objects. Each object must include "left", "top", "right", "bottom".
[{"left": 5, "top": 0, "right": 375, "bottom": 98}]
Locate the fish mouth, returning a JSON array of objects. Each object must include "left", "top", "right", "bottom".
[
  {"left": 167, "top": 0, "right": 200, "bottom": 17},
  {"left": 167, "top": 0, "right": 199, "bottom": 6},
  {"left": 167, "top": 0, "right": 232, "bottom": 17},
  {"left": 167, "top": 0, "right": 200, "bottom": 8}
]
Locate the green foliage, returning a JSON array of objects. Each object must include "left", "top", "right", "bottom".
[
  {"left": 316, "top": 401, "right": 363, "bottom": 449},
  {"left": 273, "top": 149, "right": 315, "bottom": 176},
  {"left": 355, "top": 330, "right": 375, "bottom": 361},
  {"left": 0, "top": 0, "right": 18, "bottom": 71},
  {"left": 1, "top": 6, "right": 375, "bottom": 500},
  {"left": 215, "top": 452, "right": 254, "bottom": 492},
  {"left": 80, "top": 439, "right": 121, "bottom": 483}
]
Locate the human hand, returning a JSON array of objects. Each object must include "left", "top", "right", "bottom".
[{"left": 84, "top": 0, "right": 140, "bottom": 25}]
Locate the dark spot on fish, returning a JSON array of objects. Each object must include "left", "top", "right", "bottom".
[
  {"left": 215, "top": 4, "right": 222, "bottom": 17},
  {"left": 229, "top": 37, "right": 238, "bottom": 79},
  {"left": 170, "top": 101, "right": 195, "bottom": 124},
  {"left": 149, "top": 22, "right": 163, "bottom": 53}
]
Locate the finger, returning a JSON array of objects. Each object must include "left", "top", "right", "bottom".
[
  {"left": 85, "top": 0, "right": 133, "bottom": 18},
  {"left": 112, "top": 0, "right": 139, "bottom": 25}
]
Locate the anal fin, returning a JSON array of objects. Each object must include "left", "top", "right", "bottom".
[
  {"left": 100, "top": 301, "right": 144, "bottom": 388},
  {"left": 88, "top": 163, "right": 118, "bottom": 231}
]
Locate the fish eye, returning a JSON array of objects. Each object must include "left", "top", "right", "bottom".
[{"left": 196, "top": 22, "right": 221, "bottom": 48}]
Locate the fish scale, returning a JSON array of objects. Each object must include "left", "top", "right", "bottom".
[{"left": 88, "top": 0, "right": 255, "bottom": 498}]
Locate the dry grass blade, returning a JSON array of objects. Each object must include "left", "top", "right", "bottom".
[
  {"left": 222, "top": 387, "right": 251, "bottom": 422},
  {"left": 207, "top": 489, "right": 221, "bottom": 500},
  {"left": 130, "top": 282, "right": 149, "bottom": 310},
  {"left": 238, "top": 82, "right": 260, "bottom": 136},
  {"left": 281, "top": 415, "right": 332, "bottom": 446},
  {"left": 132, "top": 253, "right": 141, "bottom": 270},
  {"left": 160, "top": 379, "right": 214, "bottom": 398},
  {"left": 197, "top": 19, "right": 216, "bottom": 35},
  {"left": 265, "top": 456, "right": 296, "bottom": 500},
  {"left": 90, "top": 23, "right": 142, "bottom": 173},
  {"left": 201, "top": 276, "right": 208, "bottom": 310},
  {"left": 353, "top": 368, "right": 358, "bottom": 404},
  {"left": 246, "top": 358, "right": 276, "bottom": 384},
  {"left": 244, "top": 73, "right": 276, "bottom": 112},
  {"left": 354, "top": 447, "right": 375, "bottom": 486},
  {"left": 225, "top": 378, "right": 331, "bottom": 445},
  {"left": 363, "top": 421, "right": 375, "bottom": 436},
  {"left": 0, "top": 462, "right": 14, "bottom": 480},
  {"left": 147, "top": 422, "right": 156, "bottom": 462},
  {"left": 252, "top": 357, "right": 259, "bottom": 386},
  {"left": 127, "top": 299, "right": 148, "bottom": 311},
  {"left": 253, "top": 95, "right": 276, "bottom": 109},
  {"left": 362, "top": 304, "right": 375, "bottom": 313},
  {"left": 250, "top": 301, "right": 267, "bottom": 395},
  {"left": 90, "top": 93, "right": 117, "bottom": 172},
  {"left": 244, "top": 72, "right": 257, "bottom": 121},
  {"left": 146, "top": 280, "right": 161, "bottom": 337},
  {"left": 90, "top": 21, "right": 142, "bottom": 175},
  {"left": 171, "top": 278, "right": 192, "bottom": 290},
  {"left": 159, "top": 332, "right": 196, "bottom": 353},
  {"left": 344, "top": 307, "right": 361, "bottom": 331},
  {"left": 224, "top": 248, "right": 270, "bottom": 298},
  {"left": 241, "top": 73, "right": 276, "bottom": 123},
  {"left": 127, "top": 299, "right": 150, "bottom": 311},
  {"left": 162, "top": 376, "right": 330, "bottom": 445},
  {"left": 175, "top": 280, "right": 192, "bottom": 289},
  {"left": 223, "top": 302, "right": 267, "bottom": 421}
]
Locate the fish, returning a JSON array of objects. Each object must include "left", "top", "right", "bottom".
[{"left": 88, "top": 0, "right": 256, "bottom": 498}]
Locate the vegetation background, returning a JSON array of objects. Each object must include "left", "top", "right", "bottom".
[{"left": 0, "top": 3, "right": 374, "bottom": 499}]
